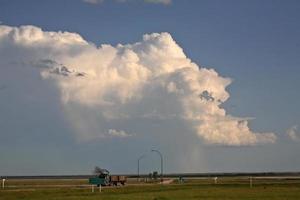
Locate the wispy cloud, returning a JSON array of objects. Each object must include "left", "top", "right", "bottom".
[
  {"left": 144, "top": 0, "right": 171, "bottom": 5},
  {"left": 83, "top": 0, "right": 172, "bottom": 5},
  {"left": 83, "top": 0, "right": 104, "bottom": 4},
  {"left": 286, "top": 125, "right": 300, "bottom": 141},
  {"left": 107, "top": 129, "right": 133, "bottom": 138}
]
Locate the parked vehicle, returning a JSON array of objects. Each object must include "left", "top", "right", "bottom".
[{"left": 89, "top": 167, "right": 127, "bottom": 186}]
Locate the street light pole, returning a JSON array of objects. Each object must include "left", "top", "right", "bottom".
[
  {"left": 151, "top": 149, "right": 163, "bottom": 183},
  {"left": 137, "top": 154, "right": 145, "bottom": 182}
]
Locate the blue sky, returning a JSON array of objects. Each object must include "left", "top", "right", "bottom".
[{"left": 0, "top": 0, "right": 300, "bottom": 175}]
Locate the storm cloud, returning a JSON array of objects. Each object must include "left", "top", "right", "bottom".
[{"left": 0, "top": 25, "right": 276, "bottom": 146}]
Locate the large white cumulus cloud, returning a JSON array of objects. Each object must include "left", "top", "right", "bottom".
[{"left": 0, "top": 25, "right": 276, "bottom": 146}]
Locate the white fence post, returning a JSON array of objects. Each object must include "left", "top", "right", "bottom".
[{"left": 214, "top": 177, "right": 218, "bottom": 184}]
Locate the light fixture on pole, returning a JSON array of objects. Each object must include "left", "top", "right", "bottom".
[
  {"left": 151, "top": 149, "right": 163, "bottom": 183},
  {"left": 137, "top": 154, "right": 146, "bottom": 182}
]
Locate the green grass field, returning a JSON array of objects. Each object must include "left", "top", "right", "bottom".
[{"left": 1, "top": 178, "right": 300, "bottom": 200}]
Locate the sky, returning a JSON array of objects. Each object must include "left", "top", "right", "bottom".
[{"left": 0, "top": 0, "right": 300, "bottom": 175}]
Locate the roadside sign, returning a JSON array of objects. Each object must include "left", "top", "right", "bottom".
[
  {"left": 89, "top": 177, "right": 104, "bottom": 193},
  {"left": 89, "top": 177, "right": 105, "bottom": 185}
]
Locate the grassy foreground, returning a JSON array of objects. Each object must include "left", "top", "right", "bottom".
[{"left": 1, "top": 179, "right": 300, "bottom": 200}]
